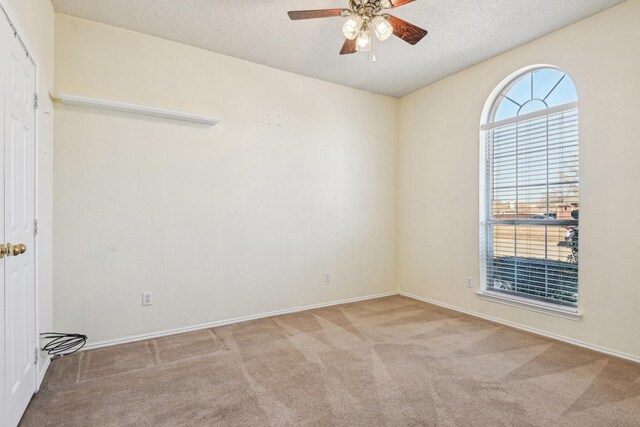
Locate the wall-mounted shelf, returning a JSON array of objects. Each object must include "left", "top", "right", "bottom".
[{"left": 52, "top": 93, "right": 220, "bottom": 127}]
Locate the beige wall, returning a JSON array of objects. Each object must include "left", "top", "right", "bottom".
[
  {"left": 53, "top": 2, "right": 640, "bottom": 358},
  {"left": 2, "top": 0, "right": 55, "bottom": 380},
  {"left": 53, "top": 15, "right": 398, "bottom": 345},
  {"left": 398, "top": 1, "right": 640, "bottom": 359}
]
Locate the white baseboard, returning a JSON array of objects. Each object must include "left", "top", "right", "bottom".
[
  {"left": 399, "top": 291, "right": 640, "bottom": 364},
  {"left": 80, "top": 289, "right": 639, "bottom": 364},
  {"left": 83, "top": 291, "right": 399, "bottom": 351},
  {"left": 37, "top": 355, "right": 51, "bottom": 390}
]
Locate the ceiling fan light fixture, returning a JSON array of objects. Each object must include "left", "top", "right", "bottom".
[
  {"left": 342, "top": 15, "right": 363, "bottom": 40},
  {"left": 372, "top": 16, "right": 393, "bottom": 41},
  {"left": 355, "top": 27, "right": 371, "bottom": 52},
  {"left": 287, "top": 0, "right": 428, "bottom": 55}
]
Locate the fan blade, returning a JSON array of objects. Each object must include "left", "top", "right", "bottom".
[
  {"left": 390, "top": 0, "right": 417, "bottom": 8},
  {"left": 288, "top": 9, "right": 348, "bottom": 20},
  {"left": 387, "top": 15, "right": 428, "bottom": 45},
  {"left": 340, "top": 38, "right": 357, "bottom": 55}
]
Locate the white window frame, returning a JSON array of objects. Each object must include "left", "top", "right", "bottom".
[{"left": 478, "top": 65, "right": 582, "bottom": 321}]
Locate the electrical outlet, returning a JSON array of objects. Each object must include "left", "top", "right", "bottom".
[
  {"left": 142, "top": 291, "right": 153, "bottom": 306},
  {"left": 466, "top": 277, "right": 473, "bottom": 288},
  {"left": 325, "top": 272, "right": 331, "bottom": 283}
]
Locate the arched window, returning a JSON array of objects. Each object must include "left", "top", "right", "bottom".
[{"left": 480, "top": 66, "right": 579, "bottom": 312}]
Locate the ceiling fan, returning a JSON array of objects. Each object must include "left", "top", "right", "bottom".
[{"left": 287, "top": 0, "right": 428, "bottom": 55}]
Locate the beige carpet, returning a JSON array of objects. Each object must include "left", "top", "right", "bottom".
[{"left": 21, "top": 296, "right": 640, "bottom": 426}]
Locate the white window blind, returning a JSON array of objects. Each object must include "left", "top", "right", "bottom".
[{"left": 485, "top": 107, "right": 579, "bottom": 307}]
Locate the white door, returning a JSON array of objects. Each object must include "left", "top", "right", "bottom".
[{"left": 1, "top": 15, "right": 37, "bottom": 427}]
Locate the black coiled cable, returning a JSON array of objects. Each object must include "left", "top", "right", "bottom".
[{"left": 40, "top": 332, "right": 88, "bottom": 357}]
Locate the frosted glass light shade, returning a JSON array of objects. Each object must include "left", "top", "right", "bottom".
[
  {"left": 356, "top": 28, "right": 371, "bottom": 52},
  {"left": 372, "top": 16, "right": 393, "bottom": 41},
  {"left": 342, "top": 16, "right": 363, "bottom": 40}
]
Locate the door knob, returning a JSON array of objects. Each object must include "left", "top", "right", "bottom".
[{"left": 0, "top": 243, "right": 27, "bottom": 258}]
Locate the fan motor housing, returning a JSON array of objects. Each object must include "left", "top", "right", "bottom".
[{"left": 351, "top": 0, "right": 383, "bottom": 17}]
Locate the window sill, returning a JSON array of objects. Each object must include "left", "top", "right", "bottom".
[{"left": 476, "top": 290, "right": 582, "bottom": 321}]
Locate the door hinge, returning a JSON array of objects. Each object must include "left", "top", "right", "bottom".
[
  {"left": 34, "top": 219, "right": 39, "bottom": 236},
  {"left": 34, "top": 93, "right": 39, "bottom": 110},
  {"left": 35, "top": 347, "right": 39, "bottom": 365}
]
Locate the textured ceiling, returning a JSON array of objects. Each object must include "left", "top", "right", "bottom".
[{"left": 51, "top": 0, "right": 625, "bottom": 97}]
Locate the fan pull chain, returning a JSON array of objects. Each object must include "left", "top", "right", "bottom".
[{"left": 367, "top": 36, "right": 374, "bottom": 92}]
